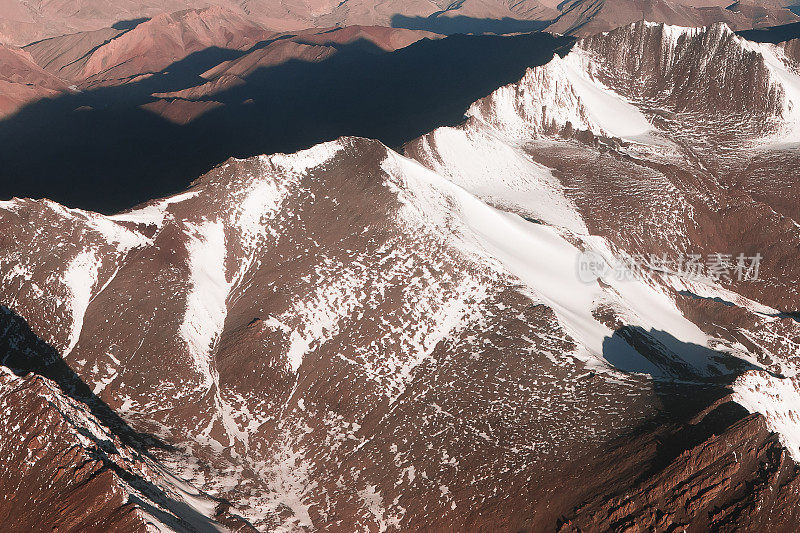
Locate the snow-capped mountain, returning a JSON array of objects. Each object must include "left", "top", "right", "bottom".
[
  {"left": 1, "top": 20, "right": 800, "bottom": 532},
  {"left": 546, "top": 0, "right": 800, "bottom": 37}
]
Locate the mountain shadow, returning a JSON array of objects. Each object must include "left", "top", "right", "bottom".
[
  {"left": 391, "top": 14, "right": 552, "bottom": 34},
  {"left": 602, "top": 325, "right": 766, "bottom": 381},
  {"left": 0, "top": 31, "right": 573, "bottom": 214},
  {"left": 0, "top": 305, "right": 254, "bottom": 530},
  {"left": 677, "top": 289, "right": 736, "bottom": 307},
  {"left": 111, "top": 17, "right": 151, "bottom": 30},
  {"left": 598, "top": 326, "right": 782, "bottom": 489},
  {"left": 737, "top": 21, "right": 800, "bottom": 43},
  {"left": 546, "top": 326, "right": 786, "bottom": 531},
  {"left": 0, "top": 305, "right": 169, "bottom": 453}
]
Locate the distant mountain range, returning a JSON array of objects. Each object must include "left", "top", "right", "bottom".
[
  {"left": 0, "top": 0, "right": 798, "bottom": 47},
  {"left": 0, "top": 0, "right": 797, "bottom": 127}
]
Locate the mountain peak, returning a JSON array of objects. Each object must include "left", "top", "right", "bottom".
[{"left": 467, "top": 19, "right": 800, "bottom": 145}]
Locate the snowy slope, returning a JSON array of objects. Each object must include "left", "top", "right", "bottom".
[
  {"left": 465, "top": 50, "right": 654, "bottom": 141},
  {"left": 407, "top": 21, "right": 800, "bottom": 471},
  {"left": 384, "top": 149, "right": 715, "bottom": 376}
]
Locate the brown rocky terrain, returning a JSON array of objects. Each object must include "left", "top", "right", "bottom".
[
  {"left": 1, "top": 0, "right": 798, "bottom": 125},
  {"left": 0, "top": 0, "right": 796, "bottom": 49},
  {"left": 1, "top": 9, "right": 441, "bottom": 125},
  {"left": 0, "top": 8, "right": 444, "bottom": 127},
  {"left": 2, "top": 21, "right": 800, "bottom": 529},
  {"left": 546, "top": 0, "right": 799, "bottom": 36},
  {"left": 25, "top": 7, "right": 274, "bottom": 89},
  {"left": 149, "top": 25, "right": 442, "bottom": 120},
  {"left": 2, "top": 15, "right": 800, "bottom": 533},
  {"left": 2, "top": 131, "right": 796, "bottom": 531},
  {"left": 0, "top": 42, "right": 70, "bottom": 116},
  {"left": 0, "top": 0, "right": 552, "bottom": 47}
]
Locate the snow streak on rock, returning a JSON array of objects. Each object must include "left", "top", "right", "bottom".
[
  {"left": 385, "top": 150, "right": 711, "bottom": 375},
  {"left": 407, "top": 124, "right": 588, "bottom": 233},
  {"left": 61, "top": 249, "right": 100, "bottom": 357},
  {"left": 468, "top": 21, "right": 800, "bottom": 147},
  {"left": 180, "top": 220, "right": 231, "bottom": 390},
  {"left": 466, "top": 48, "right": 653, "bottom": 141}
]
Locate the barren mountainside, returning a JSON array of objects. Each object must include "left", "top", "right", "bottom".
[
  {"left": 547, "top": 0, "right": 800, "bottom": 36},
  {"left": 0, "top": 0, "right": 797, "bottom": 47},
  {"left": 0, "top": 0, "right": 553, "bottom": 46},
  {"left": 1, "top": 20, "right": 800, "bottom": 531}
]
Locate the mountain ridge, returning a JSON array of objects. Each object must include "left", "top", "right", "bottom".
[{"left": 1, "top": 18, "right": 800, "bottom": 532}]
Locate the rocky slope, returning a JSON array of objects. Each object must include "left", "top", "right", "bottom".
[
  {"left": 0, "top": 305, "right": 253, "bottom": 531},
  {"left": 1, "top": 19, "right": 800, "bottom": 532},
  {"left": 0, "top": 0, "right": 552, "bottom": 47},
  {"left": 0, "top": 0, "right": 796, "bottom": 49},
  {"left": 546, "top": 0, "right": 799, "bottom": 36},
  {"left": 0, "top": 43, "right": 70, "bottom": 116},
  {"left": 3, "top": 0, "right": 800, "bottom": 123},
  {"left": 1, "top": 8, "right": 440, "bottom": 124},
  {"left": 24, "top": 7, "right": 273, "bottom": 89}
]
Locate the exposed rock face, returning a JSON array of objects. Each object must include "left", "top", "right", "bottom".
[
  {"left": 2, "top": 19, "right": 800, "bottom": 532},
  {"left": 559, "top": 403, "right": 800, "bottom": 532},
  {"left": 23, "top": 7, "right": 274, "bottom": 88},
  {"left": 546, "top": 0, "right": 800, "bottom": 36},
  {"left": 0, "top": 43, "right": 69, "bottom": 116},
  {"left": 0, "top": 368, "right": 145, "bottom": 532},
  {"left": 0, "top": 306, "right": 245, "bottom": 531},
  {"left": 5, "top": 11, "right": 441, "bottom": 124},
  {"left": 784, "top": 37, "right": 800, "bottom": 62},
  {"left": 0, "top": 0, "right": 552, "bottom": 47}
]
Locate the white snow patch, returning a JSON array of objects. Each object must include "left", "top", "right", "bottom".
[
  {"left": 560, "top": 50, "right": 653, "bottom": 139},
  {"left": 86, "top": 215, "right": 152, "bottom": 252},
  {"left": 110, "top": 190, "right": 201, "bottom": 227},
  {"left": 382, "top": 150, "right": 711, "bottom": 375},
  {"left": 411, "top": 125, "right": 588, "bottom": 234},
  {"left": 180, "top": 220, "right": 231, "bottom": 390},
  {"left": 642, "top": 20, "right": 704, "bottom": 47},
  {"left": 358, "top": 484, "right": 399, "bottom": 532},
  {"left": 236, "top": 181, "right": 282, "bottom": 239},
  {"left": 262, "top": 139, "right": 344, "bottom": 174},
  {"left": 249, "top": 439, "right": 316, "bottom": 532},
  {"left": 733, "top": 371, "right": 800, "bottom": 461},
  {"left": 467, "top": 49, "right": 652, "bottom": 141},
  {"left": 62, "top": 249, "right": 101, "bottom": 356},
  {"left": 263, "top": 318, "right": 310, "bottom": 373},
  {"left": 0, "top": 199, "right": 20, "bottom": 211},
  {"left": 744, "top": 41, "right": 800, "bottom": 147}
]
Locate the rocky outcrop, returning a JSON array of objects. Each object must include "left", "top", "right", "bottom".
[
  {"left": 466, "top": 21, "right": 800, "bottom": 141},
  {"left": 0, "top": 43, "right": 70, "bottom": 116},
  {"left": 546, "top": 0, "right": 800, "bottom": 36},
  {"left": 560, "top": 403, "right": 800, "bottom": 532}
]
